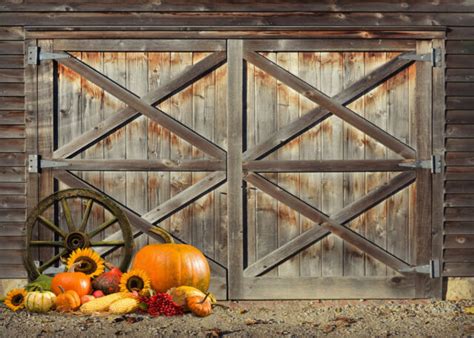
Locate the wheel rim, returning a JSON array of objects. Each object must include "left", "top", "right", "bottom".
[{"left": 24, "top": 188, "right": 133, "bottom": 280}]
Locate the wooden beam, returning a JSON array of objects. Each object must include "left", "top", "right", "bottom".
[
  {"left": 244, "top": 51, "right": 416, "bottom": 159},
  {"left": 54, "top": 52, "right": 226, "bottom": 159},
  {"left": 54, "top": 39, "right": 226, "bottom": 52},
  {"left": 244, "top": 39, "right": 415, "bottom": 51},
  {"left": 243, "top": 52, "right": 414, "bottom": 161},
  {"left": 44, "top": 159, "right": 225, "bottom": 171},
  {"left": 243, "top": 159, "right": 412, "bottom": 172},
  {"left": 244, "top": 171, "right": 416, "bottom": 276}
]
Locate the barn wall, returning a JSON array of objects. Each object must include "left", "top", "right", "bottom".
[{"left": 0, "top": 1, "right": 473, "bottom": 279}]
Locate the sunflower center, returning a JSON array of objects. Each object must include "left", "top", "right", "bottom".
[
  {"left": 12, "top": 294, "right": 24, "bottom": 306},
  {"left": 75, "top": 257, "right": 98, "bottom": 275},
  {"left": 126, "top": 276, "right": 144, "bottom": 291}
]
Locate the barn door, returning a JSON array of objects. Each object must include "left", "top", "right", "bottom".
[
  {"left": 227, "top": 39, "right": 442, "bottom": 299},
  {"left": 26, "top": 37, "right": 442, "bottom": 300}
]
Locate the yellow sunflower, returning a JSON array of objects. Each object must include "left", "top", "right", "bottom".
[
  {"left": 66, "top": 247, "right": 104, "bottom": 278},
  {"left": 4, "top": 288, "right": 27, "bottom": 312},
  {"left": 120, "top": 269, "right": 151, "bottom": 295}
]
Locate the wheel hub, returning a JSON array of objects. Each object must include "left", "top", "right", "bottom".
[{"left": 65, "top": 232, "right": 90, "bottom": 251}]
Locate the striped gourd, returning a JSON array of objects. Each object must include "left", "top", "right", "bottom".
[{"left": 25, "top": 290, "right": 56, "bottom": 313}]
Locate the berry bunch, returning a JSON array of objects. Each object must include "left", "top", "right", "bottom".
[{"left": 140, "top": 292, "right": 184, "bottom": 317}]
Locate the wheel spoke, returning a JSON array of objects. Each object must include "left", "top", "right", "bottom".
[
  {"left": 61, "top": 198, "right": 76, "bottom": 232},
  {"left": 91, "top": 240, "right": 125, "bottom": 247},
  {"left": 38, "top": 216, "right": 67, "bottom": 238},
  {"left": 38, "top": 249, "right": 68, "bottom": 272},
  {"left": 87, "top": 217, "right": 118, "bottom": 239},
  {"left": 30, "top": 240, "right": 65, "bottom": 247},
  {"left": 78, "top": 199, "right": 94, "bottom": 232}
]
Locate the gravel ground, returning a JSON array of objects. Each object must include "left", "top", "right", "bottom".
[{"left": 1, "top": 299, "right": 473, "bottom": 337}]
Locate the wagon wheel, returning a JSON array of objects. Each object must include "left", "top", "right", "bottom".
[{"left": 24, "top": 188, "right": 133, "bottom": 281}]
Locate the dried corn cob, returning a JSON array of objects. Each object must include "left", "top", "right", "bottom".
[
  {"left": 109, "top": 297, "right": 139, "bottom": 314},
  {"left": 80, "top": 292, "right": 129, "bottom": 314}
]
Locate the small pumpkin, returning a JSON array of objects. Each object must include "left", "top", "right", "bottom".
[
  {"left": 167, "top": 286, "right": 216, "bottom": 311},
  {"left": 186, "top": 293, "right": 212, "bottom": 317},
  {"left": 132, "top": 239, "right": 210, "bottom": 293},
  {"left": 55, "top": 286, "right": 81, "bottom": 312},
  {"left": 51, "top": 262, "right": 92, "bottom": 297},
  {"left": 24, "top": 286, "right": 56, "bottom": 313}
]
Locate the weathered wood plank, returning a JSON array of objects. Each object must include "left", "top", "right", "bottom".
[
  {"left": 0, "top": 223, "right": 25, "bottom": 236},
  {"left": 445, "top": 222, "right": 474, "bottom": 234},
  {"left": 0, "top": 250, "right": 24, "bottom": 265},
  {"left": 0, "top": 167, "right": 25, "bottom": 182},
  {"left": 446, "top": 194, "right": 474, "bottom": 207},
  {"left": 0, "top": 56, "right": 23, "bottom": 68},
  {"left": 446, "top": 207, "right": 474, "bottom": 221},
  {"left": 446, "top": 124, "right": 474, "bottom": 137},
  {"left": 0, "top": 83, "right": 24, "bottom": 96},
  {"left": 245, "top": 51, "right": 415, "bottom": 160},
  {"left": 0, "top": 27, "right": 23, "bottom": 40},
  {"left": 54, "top": 52, "right": 226, "bottom": 159},
  {"left": 227, "top": 40, "right": 244, "bottom": 298},
  {"left": 0, "top": 209, "right": 25, "bottom": 222},
  {"left": 54, "top": 39, "right": 226, "bottom": 52},
  {"left": 0, "top": 41, "right": 24, "bottom": 55},
  {"left": 446, "top": 181, "right": 474, "bottom": 193},
  {"left": 0, "top": 153, "right": 25, "bottom": 166},
  {"left": 0, "top": 97, "right": 24, "bottom": 110},
  {"left": 0, "top": 195, "right": 26, "bottom": 209},
  {"left": 0, "top": 265, "right": 27, "bottom": 278},
  {"left": 444, "top": 249, "right": 474, "bottom": 262},
  {"left": 243, "top": 53, "right": 414, "bottom": 161},
  {"left": 0, "top": 69, "right": 23, "bottom": 83},
  {"left": 447, "top": 41, "right": 474, "bottom": 54},
  {"left": 0, "top": 182, "right": 25, "bottom": 195},
  {"left": 447, "top": 152, "right": 474, "bottom": 165},
  {"left": 0, "top": 139, "right": 25, "bottom": 152},
  {"left": 443, "top": 263, "right": 474, "bottom": 276},
  {"left": 446, "top": 69, "right": 474, "bottom": 82},
  {"left": 446, "top": 55, "right": 474, "bottom": 68},
  {"left": 444, "top": 234, "right": 474, "bottom": 249},
  {"left": 446, "top": 111, "right": 474, "bottom": 124},
  {"left": 447, "top": 83, "right": 474, "bottom": 97},
  {"left": 447, "top": 97, "right": 474, "bottom": 110},
  {"left": 0, "top": 125, "right": 25, "bottom": 138}
]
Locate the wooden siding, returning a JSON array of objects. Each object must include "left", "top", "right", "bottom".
[{"left": 0, "top": 1, "right": 473, "bottom": 282}]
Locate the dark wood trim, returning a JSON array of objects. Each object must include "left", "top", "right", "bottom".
[
  {"left": 244, "top": 39, "right": 416, "bottom": 51},
  {"left": 54, "top": 39, "right": 226, "bottom": 51}
]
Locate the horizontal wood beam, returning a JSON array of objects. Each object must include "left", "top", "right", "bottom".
[
  {"left": 43, "top": 159, "right": 225, "bottom": 172},
  {"left": 54, "top": 39, "right": 226, "bottom": 52},
  {"left": 243, "top": 52, "right": 414, "bottom": 161},
  {"left": 244, "top": 39, "right": 415, "bottom": 51},
  {"left": 54, "top": 52, "right": 226, "bottom": 159},
  {"left": 244, "top": 171, "right": 416, "bottom": 277},
  {"left": 53, "top": 170, "right": 228, "bottom": 272},
  {"left": 244, "top": 50, "right": 416, "bottom": 159},
  {"left": 243, "top": 159, "right": 412, "bottom": 172}
]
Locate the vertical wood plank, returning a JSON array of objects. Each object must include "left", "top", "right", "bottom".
[
  {"left": 320, "top": 52, "right": 344, "bottom": 277},
  {"left": 147, "top": 52, "right": 171, "bottom": 240},
  {"left": 25, "top": 38, "right": 39, "bottom": 265},
  {"left": 192, "top": 52, "right": 215, "bottom": 258},
  {"left": 102, "top": 52, "right": 127, "bottom": 266},
  {"left": 227, "top": 40, "right": 244, "bottom": 299},
  {"left": 126, "top": 52, "right": 148, "bottom": 253},
  {"left": 343, "top": 52, "right": 366, "bottom": 277},
  {"left": 37, "top": 40, "right": 55, "bottom": 263},
  {"left": 169, "top": 52, "right": 193, "bottom": 244},
  {"left": 80, "top": 52, "right": 104, "bottom": 240},
  {"left": 276, "top": 52, "right": 300, "bottom": 277},
  {"left": 431, "top": 39, "right": 445, "bottom": 298},
  {"left": 298, "top": 52, "right": 322, "bottom": 277},
  {"left": 254, "top": 52, "right": 278, "bottom": 275},
  {"left": 386, "top": 52, "right": 410, "bottom": 275},
  {"left": 364, "top": 52, "right": 388, "bottom": 277},
  {"left": 415, "top": 40, "right": 433, "bottom": 297}
]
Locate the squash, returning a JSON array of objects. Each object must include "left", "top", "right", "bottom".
[
  {"left": 132, "top": 243, "right": 210, "bottom": 293},
  {"left": 92, "top": 262, "right": 122, "bottom": 295},
  {"left": 51, "top": 262, "right": 92, "bottom": 297},
  {"left": 80, "top": 292, "right": 130, "bottom": 314},
  {"left": 186, "top": 293, "right": 212, "bottom": 317},
  {"left": 55, "top": 287, "right": 81, "bottom": 312},
  {"left": 167, "top": 286, "right": 216, "bottom": 311},
  {"left": 25, "top": 287, "right": 56, "bottom": 313}
]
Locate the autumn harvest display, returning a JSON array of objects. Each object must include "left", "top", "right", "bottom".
[{"left": 2, "top": 237, "right": 215, "bottom": 318}]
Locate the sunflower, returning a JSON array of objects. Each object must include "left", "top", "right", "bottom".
[
  {"left": 66, "top": 247, "right": 104, "bottom": 278},
  {"left": 4, "top": 288, "right": 27, "bottom": 312},
  {"left": 120, "top": 269, "right": 151, "bottom": 295}
]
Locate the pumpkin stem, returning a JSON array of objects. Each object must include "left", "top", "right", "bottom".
[
  {"left": 149, "top": 226, "right": 174, "bottom": 244},
  {"left": 58, "top": 285, "right": 65, "bottom": 294},
  {"left": 199, "top": 292, "right": 210, "bottom": 304}
]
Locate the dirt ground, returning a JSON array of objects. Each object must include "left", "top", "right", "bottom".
[{"left": 1, "top": 299, "right": 473, "bottom": 337}]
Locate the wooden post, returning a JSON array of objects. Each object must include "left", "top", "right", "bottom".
[{"left": 227, "top": 40, "right": 244, "bottom": 299}]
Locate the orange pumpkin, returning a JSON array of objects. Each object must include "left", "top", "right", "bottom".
[
  {"left": 132, "top": 243, "right": 210, "bottom": 293},
  {"left": 55, "top": 287, "right": 81, "bottom": 312},
  {"left": 51, "top": 271, "right": 92, "bottom": 297},
  {"left": 187, "top": 293, "right": 212, "bottom": 317}
]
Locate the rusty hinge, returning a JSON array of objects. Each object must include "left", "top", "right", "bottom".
[
  {"left": 27, "top": 46, "right": 70, "bottom": 65},
  {"left": 28, "top": 155, "right": 70, "bottom": 173},
  {"left": 399, "top": 155, "right": 442, "bottom": 174},
  {"left": 399, "top": 48, "right": 442, "bottom": 67},
  {"left": 400, "top": 259, "right": 440, "bottom": 278}
]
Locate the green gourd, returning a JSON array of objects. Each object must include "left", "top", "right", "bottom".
[{"left": 26, "top": 274, "right": 53, "bottom": 292}]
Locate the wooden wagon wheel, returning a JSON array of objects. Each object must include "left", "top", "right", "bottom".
[{"left": 23, "top": 188, "right": 133, "bottom": 280}]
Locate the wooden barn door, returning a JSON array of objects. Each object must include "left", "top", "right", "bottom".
[{"left": 26, "top": 37, "right": 442, "bottom": 299}]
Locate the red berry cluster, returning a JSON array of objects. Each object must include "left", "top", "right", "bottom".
[{"left": 140, "top": 293, "right": 184, "bottom": 317}]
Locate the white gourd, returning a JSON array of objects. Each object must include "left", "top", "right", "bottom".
[{"left": 25, "top": 290, "right": 57, "bottom": 313}]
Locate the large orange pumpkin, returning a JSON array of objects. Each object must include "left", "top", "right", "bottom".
[{"left": 132, "top": 243, "right": 210, "bottom": 293}]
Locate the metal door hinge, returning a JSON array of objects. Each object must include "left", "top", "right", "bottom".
[
  {"left": 399, "top": 48, "right": 442, "bottom": 67},
  {"left": 27, "top": 46, "right": 70, "bottom": 65},
  {"left": 400, "top": 259, "right": 440, "bottom": 278},
  {"left": 399, "top": 155, "right": 442, "bottom": 174},
  {"left": 28, "top": 155, "right": 70, "bottom": 173}
]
